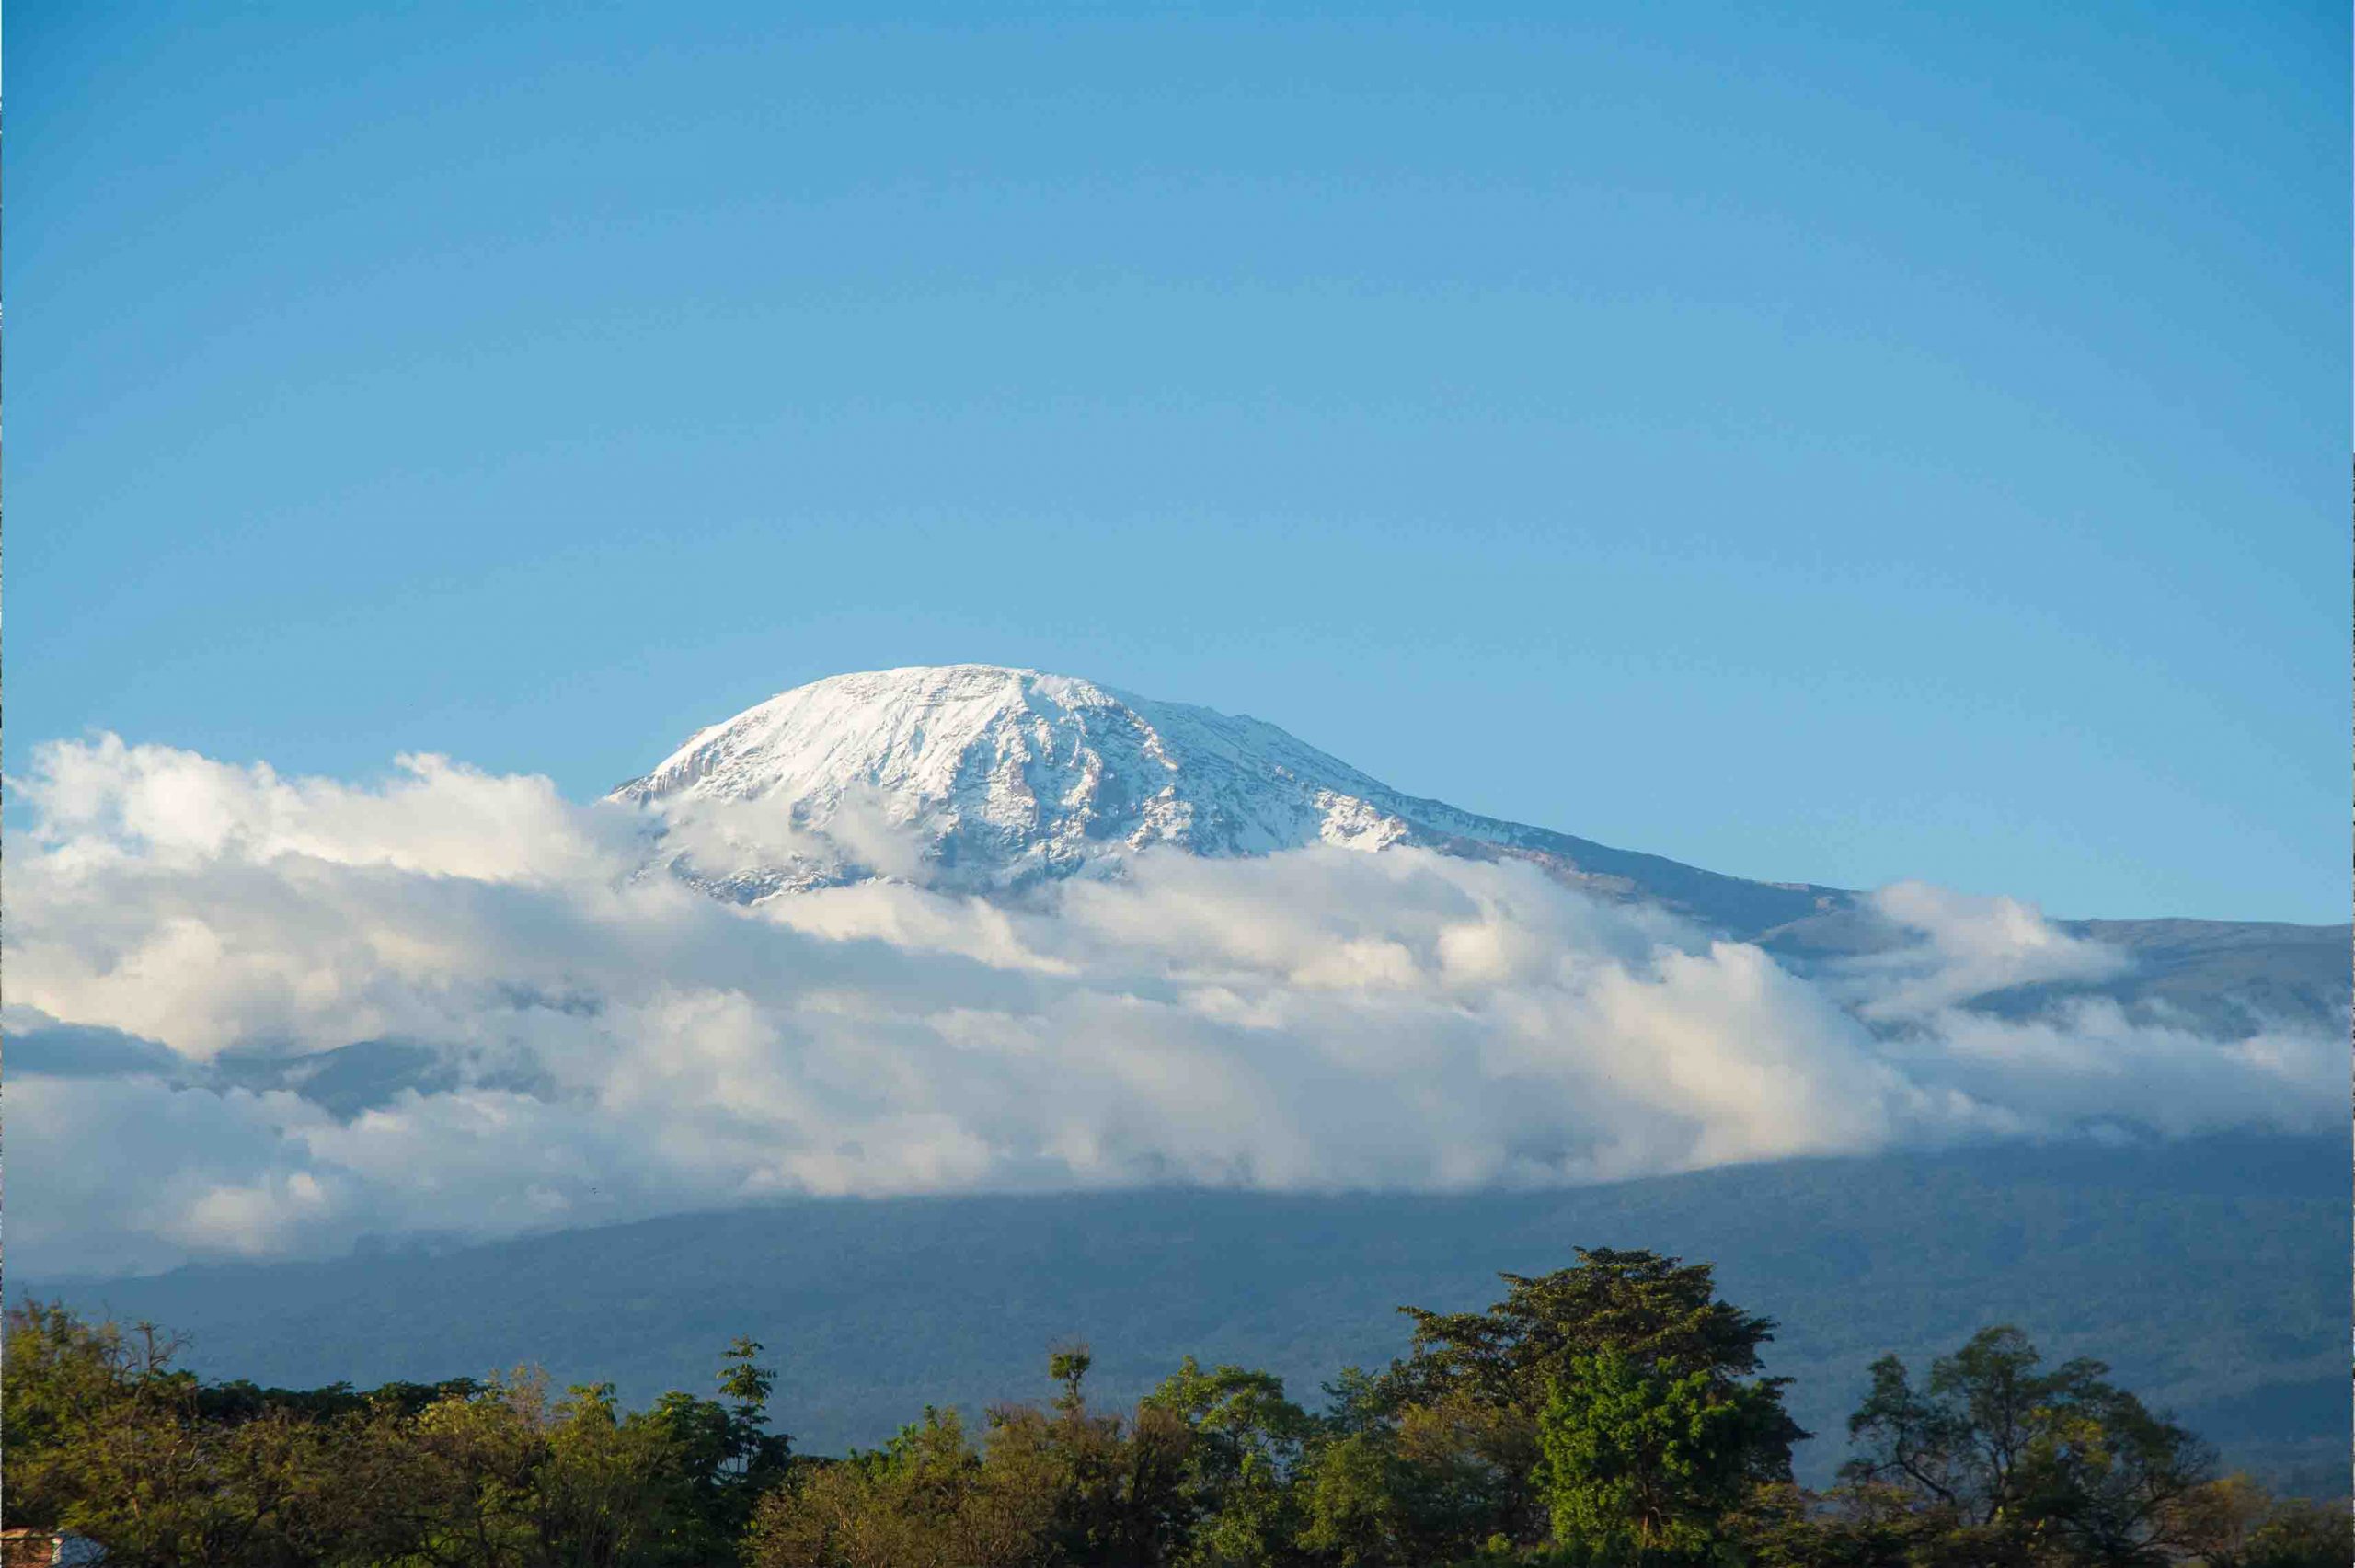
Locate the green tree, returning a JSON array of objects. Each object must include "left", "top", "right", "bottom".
[
  {"left": 1390, "top": 1249, "right": 1797, "bottom": 1431},
  {"left": 1353, "top": 1248, "right": 1802, "bottom": 1555},
  {"left": 540, "top": 1381, "right": 700, "bottom": 1568},
  {"left": 1000, "top": 1348, "right": 1196, "bottom": 1566},
  {"left": 2174, "top": 1474, "right": 2354, "bottom": 1568},
  {"left": 1294, "top": 1379, "right": 1544, "bottom": 1565},
  {"left": 2223, "top": 1497, "right": 2355, "bottom": 1568},
  {"left": 1294, "top": 1428, "right": 1420, "bottom": 1568},
  {"left": 747, "top": 1405, "right": 1005, "bottom": 1568},
  {"left": 1535, "top": 1348, "right": 1790, "bottom": 1563},
  {"left": 1051, "top": 1346, "right": 1097, "bottom": 1414},
  {"left": 1, "top": 1300, "right": 334, "bottom": 1566},
  {"left": 646, "top": 1335, "right": 793, "bottom": 1554},
  {"left": 747, "top": 1350, "right": 1199, "bottom": 1568},
  {"left": 1143, "top": 1356, "right": 1314, "bottom": 1566},
  {"left": 1844, "top": 1326, "right": 2215, "bottom": 1566}
]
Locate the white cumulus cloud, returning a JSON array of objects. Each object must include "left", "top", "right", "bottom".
[{"left": 6, "top": 736, "right": 2337, "bottom": 1278}]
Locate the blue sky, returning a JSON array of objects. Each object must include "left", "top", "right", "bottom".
[{"left": 11, "top": 2, "right": 2346, "bottom": 923}]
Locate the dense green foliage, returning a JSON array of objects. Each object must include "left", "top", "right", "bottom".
[
  {"left": 6, "top": 1302, "right": 785, "bottom": 1567},
  {"left": 1840, "top": 1327, "right": 2216, "bottom": 1564},
  {"left": 1536, "top": 1350, "right": 1791, "bottom": 1561},
  {"left": 9, "top": 1247, "right": 2342, "bottom": 1568}
]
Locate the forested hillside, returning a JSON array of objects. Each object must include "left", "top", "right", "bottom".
[{"left": 27, "top": 1136, "right": 2344, "bottom": 1502}]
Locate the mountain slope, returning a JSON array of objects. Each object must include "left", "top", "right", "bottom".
[
  {"left": 612, "top": 664, "right": 1846, "bottom": 933},
  {"left": 611, "top": 664, "right": 2349, "bottom": 1027}
]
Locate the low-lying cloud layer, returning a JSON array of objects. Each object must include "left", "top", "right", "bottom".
[{"left": 8, "top": 737, "right": 2338, "bottom": 1278}]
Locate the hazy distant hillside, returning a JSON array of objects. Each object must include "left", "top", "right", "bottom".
[
  {"left": 28, "top": 1134, "right": 2345, "bottom": 1497},
  {"left": 1761, "top": 910, "right": 2351, "bottom": 1038}
]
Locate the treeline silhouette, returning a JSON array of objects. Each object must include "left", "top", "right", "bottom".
[{"left": 8, "top": 1249, "right": 2343, "bottom": 1566}]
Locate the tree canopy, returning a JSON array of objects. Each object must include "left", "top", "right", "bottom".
[{"left": 6, "top": 1249, "right": 2340, "bottom": 1568}]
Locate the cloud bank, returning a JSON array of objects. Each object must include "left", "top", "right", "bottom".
[{"left": 7, "top": 737, "right": 2338, "bottom": 1278}]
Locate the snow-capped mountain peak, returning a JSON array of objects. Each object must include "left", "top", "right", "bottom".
[
  {"left": 612, "top": 665, "right": 1419, "bottom": 895},
  {"left": 611, "top": 663, "right": 1842, "bottom": 932}
]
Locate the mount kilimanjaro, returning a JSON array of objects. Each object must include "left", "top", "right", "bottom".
[
  {"left": 611, "top": 662, "right": 1842, "bottom": 927},
  {"left": 610, "top": 663, "right": 2344, "bottom": 1034}
]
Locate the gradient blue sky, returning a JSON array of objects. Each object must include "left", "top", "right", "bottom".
[{"left": 12, "top": 3, "right": 2346, "bottom": 922}]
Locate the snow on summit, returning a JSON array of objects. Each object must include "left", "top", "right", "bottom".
[
  {"left": 611, "top": 663, "right": 1844, "bottom": 929},
  {"left": 610, "top": 664, "right": 1422, "bottom": 898}
]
